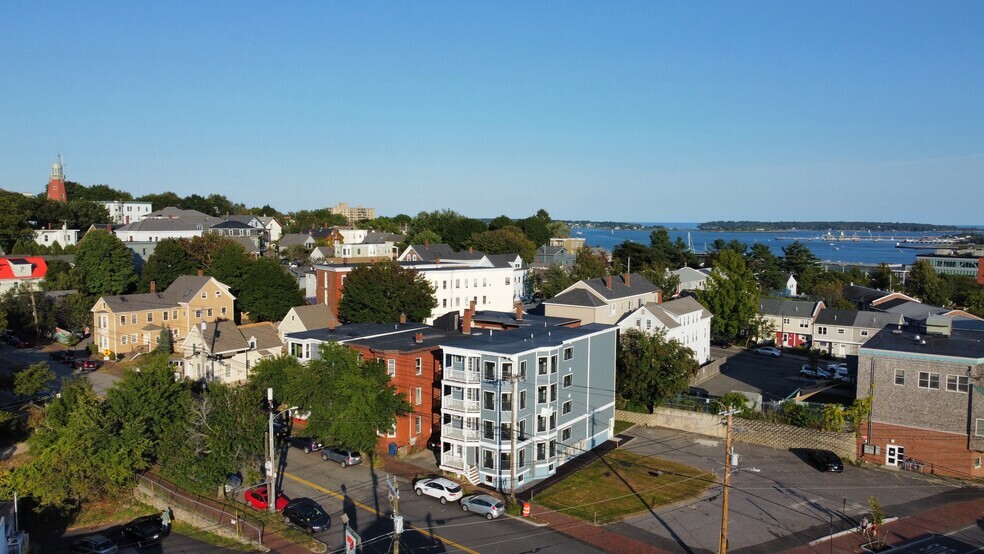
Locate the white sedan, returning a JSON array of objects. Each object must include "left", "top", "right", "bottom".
[
  {"left": 754, "top": 346, "right": 782, "bottom": 357},
  {"left": 414, "top": 477, "right": 463, "bottom": 504}
]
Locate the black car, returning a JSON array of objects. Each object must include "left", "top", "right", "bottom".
[
  {"left": 71, "top": 534, "right": 119, "bottom": 554},
  {"left": 286, "top": 435, "right": 324, "bottom": 453},
  {"left": 283, "top": 497, "right": 331, "bottom": 534},
  {"left": 806, "top": 449, "right": 844, "bottom": 473},
  {"left": 50, "top": 350, "right": 78, "bottom": 363},
  {"left": 74, "top": 359, "right": 102, "bottom": 372},
  {"left": 122, "top": 514, "right": 170, "bottom": 547},
  {"left": 710, "top": 337, "right": 734, "bottom": 348}
]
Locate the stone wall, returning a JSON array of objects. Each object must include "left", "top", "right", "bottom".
[
  {"left": 616, "top": 408, "right": 857, "bottom": 459},
  {"left": 692, "top": 355, "right": 726, "bottom": 385}
]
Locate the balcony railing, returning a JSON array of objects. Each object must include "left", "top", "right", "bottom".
[
  {"left": 442, "top": 397, "right": 480, "bottom": 413},
  {"left": 442, "top": 424, "right": 479, "bottom": 442},
  {"left": 443, "top": 368, "right": 481, "bottom": 384},
  {"left": 442, "top": 455, "right": 466, "bottom": 470}
]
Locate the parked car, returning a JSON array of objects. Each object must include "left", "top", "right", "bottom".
[
  {"left": 283, "top": 497, "right": 331, "bottom": 534},
  {"left": 75, "top": 359, "right": 102, "bottom": 372},
  {"left": 826, "top": 362, "right": 847, "bottom": 372},
  {"left": 754, "top": 346, "right": 781, "bottom": 357},
  {"left": 49, "top": 350, "right": 74, "bottom": 363},
  {"left": 224, "top": 472, "right": 243, "bottom": 493},
  {"left": 806, "top": 449, "right": 844, "bottom": 472},
  {"left": 414, "top": 477, "right": 463, "bottom": 504},
  {"left": 688, "top": 386, "right": 710, "bottom": 399},
  {"left": 244, "top": 484, "right": 289, "bottom": 511},
  {"left": 71, "top": 534, "right": 119, "bottom": 554},
  {"left": 5, "top": 335, "right": 28, "bottom": 348},
  {"left": 321, "top": 446, "right": 362, "bottom": 468},
  {"left": 426, "top": 435, "right": 442, "bottom": 451},
  {"left": 799, "top": 365, "right": 832, "bottom": 379},
  {"left": 121, "top": 514, "right": 170, "bottom": 547},
  {"left": 287, "top": 435, "right": 324, "bottom": 454},
  {"left": 460, "top": 494, "right": 505, "bottom": 520},
  {"left": 710, "top": 337, "right": 734, "bottom": 348}
]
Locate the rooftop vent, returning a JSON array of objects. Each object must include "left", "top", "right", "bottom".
[{"left": 925, "top": 315, "right": 952, "bottom": 337}]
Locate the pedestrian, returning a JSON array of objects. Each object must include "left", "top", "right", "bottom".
[
  {"left": 860, "top": 515, "right": 869, "bottom": 535},
  {"left": 161, "top": 507, "right": 172, "bottom": 530}
]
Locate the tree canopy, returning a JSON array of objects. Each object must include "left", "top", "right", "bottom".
[
  {"left": 467, "top": 226, "right": 536, "bottom": 262},
  {"left": 235, "top": 258, "right": 305, "bottom": 322},
  {"left": 137, "top": 238, "right": 198, "bottom": 292},
  {"left": 339, "top": 261, "right": 436, "bottom": 323},
  {"left": 616, "top": 329, "right": 698, "bottom": 411},
  {"left": 72, "top": 230, "right": 137, "bottom": 296},
  {"left": 697, "top": 250, "right": 760, "bottom": 341}
]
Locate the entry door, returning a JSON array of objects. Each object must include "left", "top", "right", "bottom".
[
  {"left": 838, "top": 343, "right": 846, "bottom": 357},
  {"left": 886, "top": 445, "right": 904, "bottom": 466}
]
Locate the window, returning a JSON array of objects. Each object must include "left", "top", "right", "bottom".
[
  {"left": 550, "top": 355, "right": 558, "bottom": 373},
  {"left": 536, "top": 442, "right": 546, "bottom": 460},
  {"left": 520, "top": 360, "right": 527, "bottom": 379},
  {"left": 484, "top": 391, "right": 495, "bottom": 410},
  {"left": 413, "top": 357, "right": 422, "bottom": 375},
  {"left": 549, "top": 440, "right": 556, "bottom": 457},
  {"left": 172, "top": 310, "right": 178, "bottom": 319},
  {"left": 131, "top": 333, "right": 137, "bottom": 343},
  {"left": 147, "top": 312, "right": 153, "bottom": 322},
  {"left": 861, "top": 330, "right": 869, "bottom": 337},
  {"left": 976, "top": 457, "right": 982, "bottom": 469},
  {"left": 563, "top": 347, "right": 573, "bottom": 361},
  {"left": 538, "top": 357, "right": 548, "bottom": 375},
  {"left": 538, "top": 386, "right": 547, "bottom": 404},
  {"left": 816, "top": 326, "right": 827, "bottom": 335},
  {"left": 563, "top": 400, "right": 572, "bottom": 415},
  {"left": 415, "top": 387, "right": 422, "bottom": 405},
  {"left": 120, "top": 315, "right": 126, "bottom": 325},
  {"left": 837, "top": 328, "right": 845, "bottom": 335},
  {"left": 519, "top": 449, "right": 526, "bottom": 468},
  {"left": 518, "top": 418, "right": 527, "bottom": 439},
  {"left": 207, "top": 308, "right": 213, "bottom": 318},
  {"left": 918, "top": 371, "right": 940, "bottom": 390},
  {"left": 782, "top": 318, "right": 790, "bottom": 324},
  {"left": 549, "top": 412, "right": 556, "bottom": 430},
  {"left": 162, "top": 311, "right": 168, "bottom": 321},
  {"left": 502, "top": 362, "right": 512, "bottom": 378},
  {"left": 946, "top": 375, "right": 969, "bottom": 393},
  {"left": 221, "top": 306, "right": 227, "bottom": 316},
  {"left": 537, "top": 415, "right": 546, "bottom": 432},
  {"left": 216, "top": 290, "right": 222, "bottom": 297},
  {"left": 501, "top": 393, "right": 512, "bottom": 411},
  {"left": 550, "top": 383, "right": 557, "bottom": 402},
  {"left": 484, "top": 420, "right": 495, "bottom": 440},
  {"left": 562, "top": 427, "right": 572, "bottom": 441},
  {"left": 500, "top": 451, "right": 510, "bottom": 468},
  {"left": 131, "top": 314, "right": 137, "bottom": 324},
  {"left": 500, "top": 422, "right": 511, "bottom": 440},
  {"left": 894, "top": 369, "right": 905, "bottom": 386},
  {"left": 484, "top": 361, "right": 496, "bottom": 380},
  {"left": 195, "top": 310, "right": 202, "bottom": 319},
  {"left": 121, "top": 335, "right": 128, "bottom": 345},
  {"left": 483, "top": 449, "right": 494, "bottom": 469},
  {"left": 387, "top": 359, "right": 396, "bottom": 377},
  {"left": 563, "top": 374, "right": 573, "bottom": 388},
  {"left": 519, "top": 390, "right": 527, "bottom": 410},
  {"left": 976, "top": 419, "right": 984, "bottom": 438},
  {"left": 442, "top": 299, "right": 447, "bottom": 308}
]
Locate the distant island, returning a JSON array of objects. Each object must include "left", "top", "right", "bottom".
[{"left": 698, "top": 221, "right": 961, "bottom": 232}]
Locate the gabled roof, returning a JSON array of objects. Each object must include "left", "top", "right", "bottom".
[
  {"left": 116, "top": 218, "right": 212, "bottom": 233},
  {"left": 671, "top": 267, "right": 709, "bottom": 282},
  {"left": 403, "top": 243, "right": 464, "bottom": 261},
  {"left": 619, "top": 304, "right": 678, "bottom": 329},
  {"left": 283, "top": 304, "right": 338, "bottom": 331},
  {"left": 546, "top": 288, "right": 607, "bottom": 308},
  {"left": 0, "top": 257, "right": 47, "bottom": 280},
  {"left": 536, "top": 245, "right": 566, "bottom": 256},
  {"left": 222, "top": 215, "right": 262, "bottom": 225},
  {"left": 362, "top": 231, "right": 403, "bottom": 243},
  {"left": 278, "top": 233, "right": 314, "bottom": 247},
  {"left": 257, "top": 216, "right": 281, "bottom": 226},
  {"left": 658, "top": 296, "right": 711, "bottom": 318},
  {"left": 97, "top": 275, "right": 233, "bottom": 312},
  {"left": 842, "top": 285, "right": 895, "bottom": 305},
  {"left": 146, "top": 207, "right": 218, "bottom": 221},
  {"left": 310, "top": 246, "right": 333, "bottom": 258},
  {"left": 227, "top": 235, "right": 260, "bottom": 253},
  {"left": 486, "top": 253, "right": 526, "bottom": 269},
  {"left": 210, "top": 220, "right": 254, "bottom": 230},
  {"left": 814, "top": 309, "right": 858, "bottom": 326},
  {"left": 196, "top": 320, "right": 283, "bottom": 355},
  {"left": 577, "top": 273, "right": 659, "bottom": 301},
  {"left": 875, "top": 300, "right": 950, "bottom": 321},
  {"left": 758, "top": 298, "right": 822, "bottom": 318}
]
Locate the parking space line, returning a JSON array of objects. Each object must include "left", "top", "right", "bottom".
[{"left": 284, "top": 472, "right": 479, "bottom": 554}]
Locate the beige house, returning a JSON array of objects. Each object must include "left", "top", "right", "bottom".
[
  {"left": 179, "top": 321, "right": 283, "bottom": 384},
  {"left": 277, "top": 304, "right": 339, "bottom": 341},
  {"left": 543, "top": 273, "right": 661, "bottom": 325},
  {"left": 757, "top": 298, "right": 824, "bottom": 348},
  {"left": 813, "top": 308, "right": 904, "bottom": 358},
  {"left": 91, "top": 275, "right": 235, "bottom": 355}
]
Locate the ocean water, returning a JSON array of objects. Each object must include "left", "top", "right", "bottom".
[{"left": 572, "top": 225, "right": 956, "bottom": 266}]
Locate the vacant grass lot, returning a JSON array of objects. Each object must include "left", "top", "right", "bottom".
[{"left": 534, "top": 450, "right": 715, "bottom": 524}]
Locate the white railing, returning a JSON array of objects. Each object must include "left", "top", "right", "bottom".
[
  {"left": 442, "top": 397, "right": 480, "bottom": 413},
  {"left": 442, "top": 455, "right": 466, "bottom": 470},
  {"left": 443, "top": 368, "right": 481, "bottom": 383},
  {"left": 442, "top": 424, "right": 479, "bottom": 441}
]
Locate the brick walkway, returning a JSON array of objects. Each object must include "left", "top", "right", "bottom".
[{"left": 529, "top": 504, "right": 670, "bottom": 554}]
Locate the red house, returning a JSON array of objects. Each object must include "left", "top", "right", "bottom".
[{"left": 0, "top": 257, "right": 48, "bottom": 294}]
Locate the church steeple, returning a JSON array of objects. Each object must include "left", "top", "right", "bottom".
[{"left": 47, "top": 155, "right": 67, "bottom": 202}]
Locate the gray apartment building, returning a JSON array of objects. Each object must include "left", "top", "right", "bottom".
[
  {"left": 438, "top": 324, "right": 618, "bottom": 492},
  {"left": 857, "top": 316, "right": 984, "bottom": 478}
]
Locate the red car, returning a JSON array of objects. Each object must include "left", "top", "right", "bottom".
[{"left": 244, "top": 485, "right": 289, "bottom": 511}]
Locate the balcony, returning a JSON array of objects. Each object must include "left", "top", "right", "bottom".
[
  {"left": 442, "top": 424, "right": 479, "bottom": 442},
  {"left": 443, "top": 368, "right": 481, "bottom": 384},
  {"left": 442, "top": 396, "right": 480, "bottom": 413},
  {"left": 442, "top": 454, "right": 466, "bottom": 470}
]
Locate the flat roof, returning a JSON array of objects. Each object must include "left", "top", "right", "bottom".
[
  {"left": 441, "top": 323, "right": 616, "bottom": 355},
  {"left": 861, "top": 325, "right": 984, "bottom": 360}
]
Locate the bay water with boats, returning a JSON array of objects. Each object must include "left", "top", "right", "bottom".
[{"left": 571, "top": 224, "right": 976, "bottom": 266}]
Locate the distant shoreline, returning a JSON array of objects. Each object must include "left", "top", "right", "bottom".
[{"left": 563, "top": 221, "right": 978, "bottom": 233}]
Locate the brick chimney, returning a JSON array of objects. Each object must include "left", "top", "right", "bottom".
[
  {"left": 657, "top": 290, "right": 663, "bottom": 304},
  {"left": 515, "top": 301, "right": 523, "bottom": 321},
  {"left": 150, "top": 281, "right": 156, "bottom": 294},
  {"left": 463, "top": 308, "right": 473, "bottom": 335},
  {"left": 415, "top": 332, "right": 424, "bottom": 344},
  {"left": 606, "top": 274, "right": 612, "bottom": 290},
  {"left": 399, "top": 313, "right": 407, "bottom": 324},
  {"left": 468, "top": 246, "right": 473, "bottom": 254},
  {"left": 329, "top": 319, "right": 336, "bottom": 331},
  {"left": 106, "top": 223, "right": 112, "bottom": 233},
  {"left": 625, "top": 272, "right": 631, "bottom": 287},
  {"left": 197, "top": 269, "right": 204, "bottom": 277},
  {"left": 425, "top": 239, "right": 429, "bottom": 248}
]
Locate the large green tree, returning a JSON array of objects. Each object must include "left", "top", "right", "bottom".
[
  {"left": 72, "top": 230, "right": 137, "bottom": 295},
  {"left": 105, "top": 358, "right": 190, "bottom": 456},
  {"left": 572, "top": 247, "right": 609, "bottom": 281},
  {"left": 137, "top": 191, "right": 183, "bottom": 212},
  {"left": 236, "top": 258, "right": 304, "bottom": 322},
  {"left": 616, "top": 329, "right": 698, "bottom": 411},
  {"left": 697, "top": 250, "right": 760, "bottom": 341},
  {"left": 14, "top": 362, "right": 55, "bottom": 397},
  {"left": 467, "top": 226, "right": 536, "bottom": 262},
  {"left": 339, "top": 261, "right": 436, "bottom": 323},
  {"left": 746, "top": 243, "right": 785, "bottom": 292},
  {"left": 535, "top": 264, "right": 575, "bottom": 300},
  {"left": 137, "top": 238, "right": 197, "bottom": 292},
  {"left": 781, "top": 241, "right": 821, "bottom": 276},
  {"left": 906, "top": 259, "right": 949, "bottom": 306},
  {"left": 0, "top": 191, "right": 34, "bottom": 253}
]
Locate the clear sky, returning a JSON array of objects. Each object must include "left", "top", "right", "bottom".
[{"left": 1, "top": 2, "right": 982, "bottom": 224}]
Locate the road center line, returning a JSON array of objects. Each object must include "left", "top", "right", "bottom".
[{"left": 284, "top": 471, "right": 479, "bottom": 554}]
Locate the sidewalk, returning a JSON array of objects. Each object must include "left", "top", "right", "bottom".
[
  {"left": 785, "top": 491, "right": 984, "bottom": 553},
  {"left": 529, "top": 503, "right": 670, "bottom": 554}
]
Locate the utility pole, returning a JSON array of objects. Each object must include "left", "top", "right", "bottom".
[
  {"left": 509, "top": 368, "right": 519, "bottom": 501},
  {"left": 267, "top": 387, "right": 277, "bottom": 513},
  {"left": 719, "top": 409, "right": 738, "bottom": 554},
  {"left": 386, "top": 475, "right": 402, "bottom": 554}
]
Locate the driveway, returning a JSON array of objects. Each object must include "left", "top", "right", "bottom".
[
  {"left": 700, "top": 349, "right": 854, "bottom": 405},
  {"left": 610, "top": 426, "right": 966, "bottom": 553}
]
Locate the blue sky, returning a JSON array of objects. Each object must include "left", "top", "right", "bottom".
[{"left": 1, "top": 2, "right": 982, "bottom": 224}]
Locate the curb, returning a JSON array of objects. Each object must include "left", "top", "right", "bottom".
[{"left": 504, "top": 512, "right": 550, "bottom": 527}]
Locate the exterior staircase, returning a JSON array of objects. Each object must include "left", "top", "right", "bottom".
[{"left": 464, "top": 465, "right": 480, "bottom": 485}]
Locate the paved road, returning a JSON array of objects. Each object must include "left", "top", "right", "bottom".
[
  {"left": 0, "top": 341, "right": 120, "bottom": 399},
  {"left": 701, "top": 348, "right": 854, "bottom": 405},
  {"left": 51, "top": 524, "right": 252, "bottom": 553},
  {"left": 611, "top": 426, "right": 972, "bottom": 553},
  {"left": 262, "top": 446, "right": 603, "bottom": 554}
]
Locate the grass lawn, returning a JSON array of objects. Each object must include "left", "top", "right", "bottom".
[
  {"left": 613, "top": 420, "right": 635, "bottom": 435},
  {"left": 534, "top": 450, "right": 715, "bottom": 524}
]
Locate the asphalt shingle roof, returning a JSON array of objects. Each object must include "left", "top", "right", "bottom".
[
  {"left": 758, "top": 298, "right": 820, "bottom": 318},
  {"left": 546, "top": 288, "right": 607, "bottom": 308},
  {"left": 580, "top": 273, "right": 659, "bottom": 300},
  {"left": 99, "top": 275, "right": 222, "bottom": 312}
]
